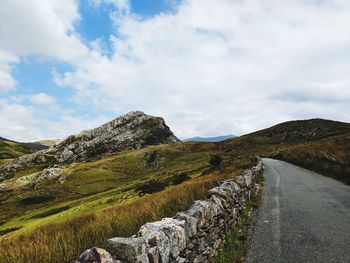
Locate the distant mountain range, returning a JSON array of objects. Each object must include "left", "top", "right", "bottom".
[{"left": 184, "top": 135, "right": 236, "bottom": 142}]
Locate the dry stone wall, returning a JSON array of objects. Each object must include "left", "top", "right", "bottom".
[{"left": 76, "top": 158, "right": 264, "bottom": 263}]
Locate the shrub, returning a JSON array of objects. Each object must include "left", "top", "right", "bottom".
[
  {"left": 136, "top": 179, "right": 167, "bottom": 195},
  {"left": 20, "top": 195, "right": 55, "bottom": 205},
  {"left": 169, "top": 173, "right": 190, "bottom": 185},
  {"left": 209, "top": 155, "right": 223, "bottom": 167}
]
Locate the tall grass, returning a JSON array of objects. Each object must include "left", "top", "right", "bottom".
[{"left": 0, "top": 163, "right": 249, "bottom": 263}]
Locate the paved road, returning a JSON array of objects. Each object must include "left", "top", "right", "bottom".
[{"left": 245, "top": 158, "right": 350, "bottom": 263}]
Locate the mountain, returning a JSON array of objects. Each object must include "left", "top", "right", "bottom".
[
  {"left": 0, "top": 111, "right": 179, "bottom": 180},
  {"left": 184, "top": 134, "right": 236, "bottom": 142}
]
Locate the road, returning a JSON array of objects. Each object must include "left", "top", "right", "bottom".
[{"left": 245, "top": 158, "right": 350, "bottom": 263}]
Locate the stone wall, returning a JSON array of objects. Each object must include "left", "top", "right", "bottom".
[{"left": 76, "top": 158, "right": 264, "bottom": 263}]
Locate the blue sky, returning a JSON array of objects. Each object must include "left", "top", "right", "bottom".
[{"left": 0, "top": 0, "right": 350, "bottom": 141}]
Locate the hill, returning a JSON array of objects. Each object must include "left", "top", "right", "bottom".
[
  {"left": 184, "top": 135, "right": 236, "bottom": 142},
  {"left": 217, "top": 118, "right": 350, "bottom": 184},
  {"left": 246, "top": 118, "right": 350, "bottom": 143},
  {"left": 0, "top": 111, "right": 180, "bottom": 181},
  {"left": 34, "top": 139, "right": 58, "bottom": 147},
  {"left": 0, "top": 115, "right": 349, "bottom": 263},
  {"left": 0, "top": 137, "right": 34, "bottom": 166}
]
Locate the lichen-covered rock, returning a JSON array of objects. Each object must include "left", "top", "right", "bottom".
[
  {"left": 0, "top": 111, "right": 179, "bottom": 181},
  {"left": 75, "top": 158, "right": 265, "bottom": 263},
  {"left": 79, "top": 247, "right": 119, "bottom": 263},
  {"left": 174, "top": 213, "right": 197, "bottom": 238},
  {"left": 138, "top": 218, "right": 187, "bottom": 262},
  {"left": 0, "top": 168, "right": 64, "bottom": 190},
  {"left": 108, "top": 237, "right": 149, "bottom": 263}
]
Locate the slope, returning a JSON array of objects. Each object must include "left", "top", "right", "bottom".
[{"left": 217, "top": 118, "right": 350, "bottom": 184}]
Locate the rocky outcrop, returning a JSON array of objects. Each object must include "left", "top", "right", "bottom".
[
  {"left": 0, "top": 168, "right": 63, "bottom": 190},
  {"left": 77, "top": 158, "right": 264, "bottom": 263},
  {"left": 0, "top": 111, "right": 179, "bottom": 180}
]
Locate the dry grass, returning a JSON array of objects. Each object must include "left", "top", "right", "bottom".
[{"left": 0, "top": 158, "right": 252, "bottom": 263}]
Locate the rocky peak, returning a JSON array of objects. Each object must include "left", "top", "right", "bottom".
[
  {"left": 50, "top": 111, "right": 179, "bottom": 163},
  {"left": 0, "top": 111, "right": 179, "bottom": 180}
]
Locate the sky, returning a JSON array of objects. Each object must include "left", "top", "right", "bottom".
[{"left": 1, "top": 0, "right": 350, "bottom": 142}]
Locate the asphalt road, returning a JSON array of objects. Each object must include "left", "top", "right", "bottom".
[{"left": 245, "top": 158, "right": 350, "bottom": 263}]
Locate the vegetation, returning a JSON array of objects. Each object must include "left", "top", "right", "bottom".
[
  {"left": 217, "top": 118, "right": 350, "bottom": 185},
  {"left": 270, "top": 133, "right": 350, "bottom": 185},
  {"left": 0, "top": 153, "right": 254, "bottom": 263},
  {"left": 1, "top": 117, "right": 349, "bottom": 262},
  {"left": 209, "top": 154, "right": 223, "bottom": 167},
  {"left": 35, "top": 139, "right": 58, "bottom": 147},
  {"left": 0, "top": 139, "right": 33, "bottom": 160}
]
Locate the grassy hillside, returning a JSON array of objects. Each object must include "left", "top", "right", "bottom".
[
  {"left": 0, "top": 141, "right": 255, "bottom": 263},
  {"left": 217, "top": 118, "right": 350, "bottom": 184},
  {"left": 35, "top": 139, "right": 58, "bottom": 147},
  {"left": 0, "top": 139, "right": 34, "bottom": 165},
  {"left": 270, "top": 133, "right": 350, "bottom": 185},
  {"left": 1, "top": 117, "right": 349, "bottom": 263}
]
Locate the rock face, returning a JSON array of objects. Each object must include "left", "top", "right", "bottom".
[
  {"left": 0, "top": 111, "right": 179, "bottom": 180},
  {"left": 77, "top": 158, "right": 264, "bottom": 263}
]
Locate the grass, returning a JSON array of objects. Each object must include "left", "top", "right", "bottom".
[
  {"left": 0, "top": 227, "right": 22, "bottom": 237},
  {"left": 0, "top": 140, "right": 255, "bottom": 263},
  {"left": 30, "top": 206, "right": 71, "bottom": 219},
  {"left": 1, "top": 118, "right": 349, "bottom": 263},
  {"left": 0, "top": 156, "right": 254, "bottom": 263},
  {"left": 270, "top": 133, "right": 350, "bottom": 185},
  {"left": 0, "top": 140, "right": 33, "bottom": 160}
]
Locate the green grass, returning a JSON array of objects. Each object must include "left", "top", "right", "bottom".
[
  {"left": 0, "top": 140, "right": 33, "bottom": 160},
  {"left": 0, "top": 143, "right": 250, "bottom": 239},
  {"left": 30, "top": 206, "right": 71, "bottom": 219},
  {"left": 0, "top": 153, "right": 255, "bottom": 263},
  {"left": 1, "top": 118, "right": 349, "bottom": 263}
]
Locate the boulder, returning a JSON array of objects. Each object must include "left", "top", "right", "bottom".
[
  {"left": 79, "top": 247, "right": 120, "bottom": 263},
  {"left": 108, "top": 237, "right": 149, "bottom": 263},
  {"left": 138, "top": 218, "right": 187, "bottom": 262}
]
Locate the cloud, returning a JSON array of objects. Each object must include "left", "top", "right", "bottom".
[
  {"left": 54, "top": 0, "right": 350, "bottom": 138},
  {"left": 0, "top": 0, "right": 90, "bottom": 92},
  {"left": 2, "top": 0, "right": 350, "bottom": 141},
  {"left": 30, "top": 93, "right": 56, "bottom": 105},
  {"left": 0, "top": 99, "right": 109, "bottom": 142}
]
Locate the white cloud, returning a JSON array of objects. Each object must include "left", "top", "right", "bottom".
[
  {"left": 2, "top": 0, "right": 350, "bottom": 141},
  {"left": 0, "top": 99, "right": 109, "bottom": 142},
  {"left": 55, "top": 0, "right": 350, "bottom": 138},
  {"left": 0, "top": 0, "right": 90, "bottom": 92},
  {"left": 30, "top": 93, "right": 55, "bottom": 105}
]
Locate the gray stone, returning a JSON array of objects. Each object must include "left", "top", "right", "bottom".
[
  {"left": 138, "top": 218, "right": 186, "bottom": 262},
  {"left": 0, "top": 111, "right": 179, "bottom": 183},
  {"left": 79, "top": 247, "right": 119, "bottom": 263},
  {"left": 75, "top": 158, "right": 265, "bottom": 263},
  {"left": 108, "top": 237, "right": 149, "bottom": 263}
]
